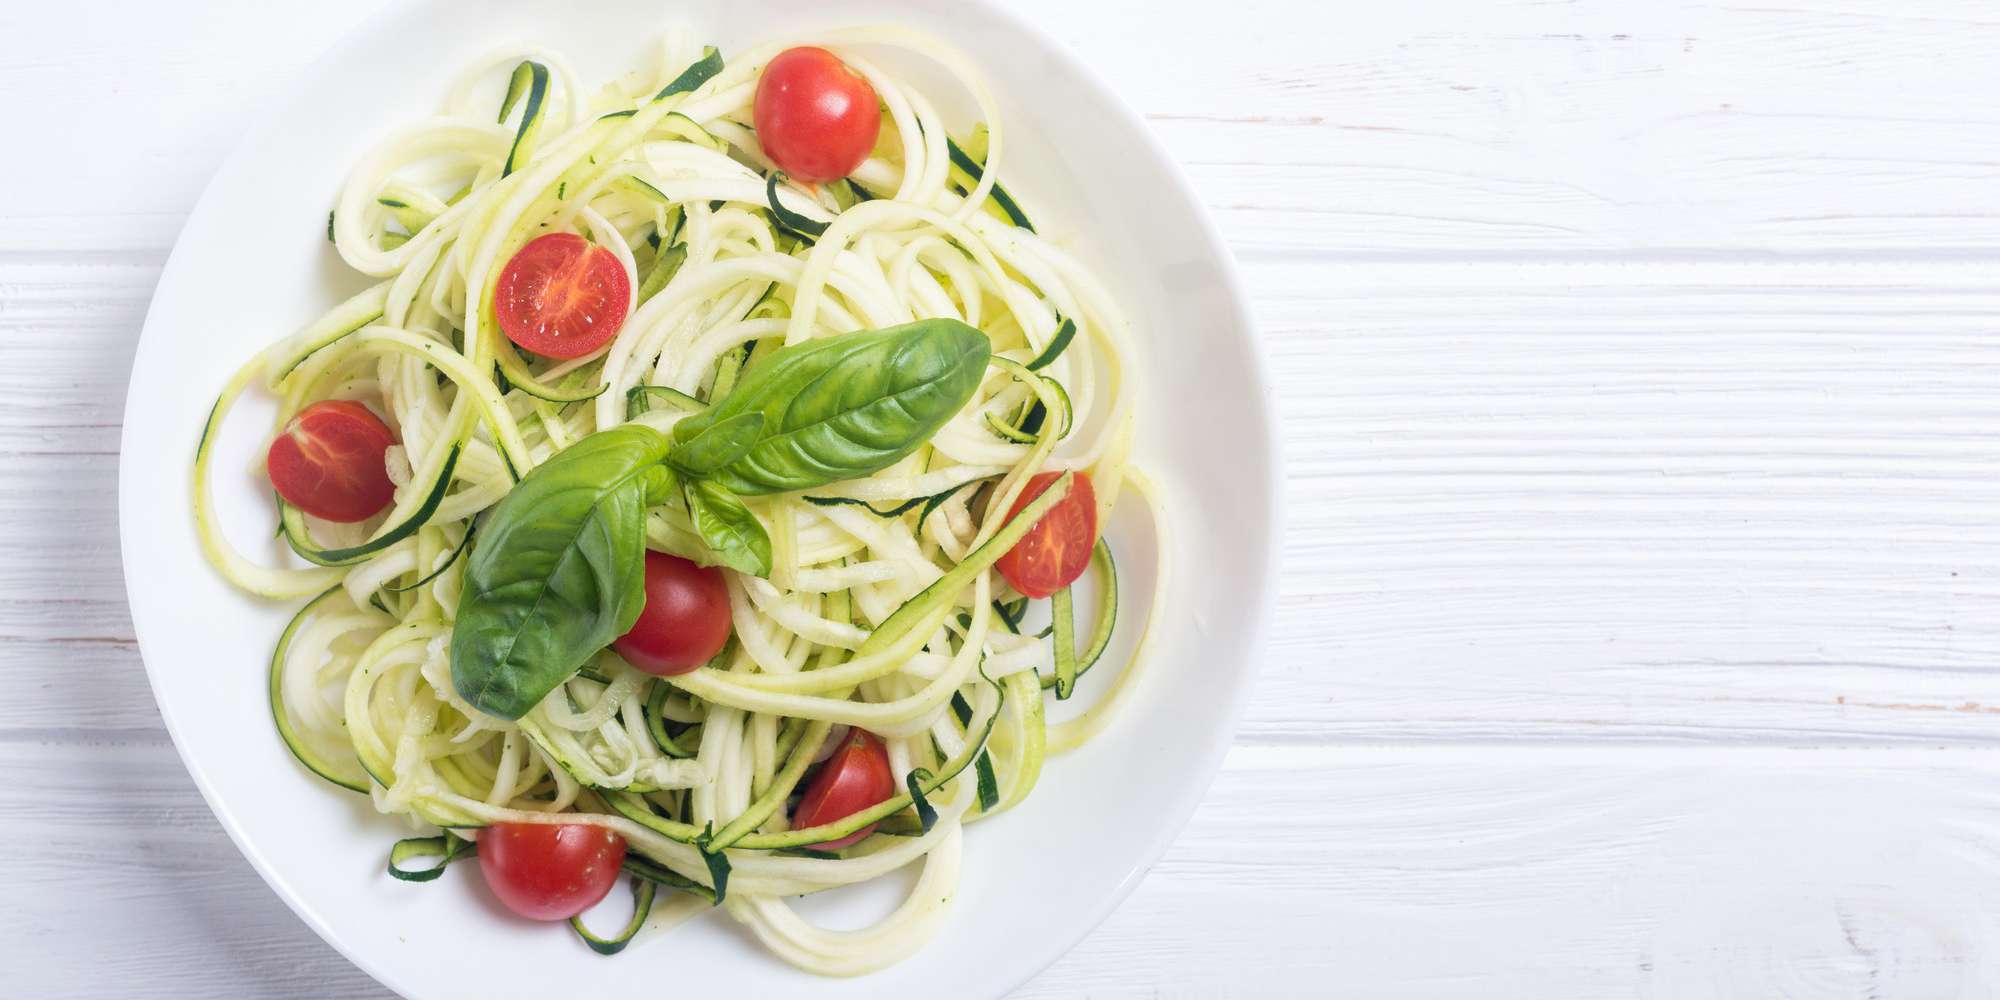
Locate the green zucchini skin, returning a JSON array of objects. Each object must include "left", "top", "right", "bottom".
[
  {"left": 946, "top": 137, "right": 1035, "bottom": 232},
  {"left": 269, "top": 587, "right": 372, "bottom": 794},
  {"left": 279, "top": 445, "right": 462, "bottom": 567},
  {"left": 1042, "top": 540, "right": 1119, "bottom": 692}
]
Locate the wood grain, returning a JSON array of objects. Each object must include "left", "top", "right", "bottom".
[
  {"left": 11, "top": 743, "right": 2000, "bottom": 998},
  {"left": 1258, "top": 261, "right": 2000, "bottom": 745},
  {"left": 8, "top": 0, "right": 2000, "bottom": 995},
  {"left": 1023, "top": 746, "right": 2000, "bottom": 998}
]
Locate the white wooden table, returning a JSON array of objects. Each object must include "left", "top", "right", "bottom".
[{"left": 8, "top": 0, "right": 2000, "bottom": 995}]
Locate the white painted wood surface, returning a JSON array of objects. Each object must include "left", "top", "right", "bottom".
[{"left": 7, "top": 0, "right": 2000, "bottom": 995}]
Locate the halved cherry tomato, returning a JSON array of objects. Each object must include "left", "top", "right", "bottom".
[
  {"left": 753, "top": 47, "right": 882, "bottom": 184},
  {"left": 612, "top": 551, "right": 733, "bottom": 676},
  {"left": 792, "top": 729, "right": 896, "bottom": 851},
  {"left": 265, "top": 400, "right": 398, "bottom": 523},
  {"left": 994, "top": 471, "right": 1097, "bottom": 599},
  {"left": 476, "top": 822, "right": 626, "bottom": 921},
  {"left": 493, "top": 232, "right": 631, "bottom": 359}
]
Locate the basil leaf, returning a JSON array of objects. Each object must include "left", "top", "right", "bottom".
[
  {"left": 666, "top": 411, "right": 764, "bottom": 478},
  {"left": 684, "top": 479, "right": 773, "bottom": 577},
  {"left": 641, "top": 466, "right": 677, "bottom": 506},
  {"left": 451, "top": 425, "right": 669, "bottom": 720},
  {"left": 679, "top": 319, "right": 990, "bottom": 495}
]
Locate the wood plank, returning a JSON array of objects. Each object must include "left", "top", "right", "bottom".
[
  {"left": 1030, "top": 0, "right": 2000, "bottom": 255},
  {"left": 1024, "top": 745, "right": 2000, "bottom": 998},
  {"left": 1255, "top": 261, "right": 2000, "bottom": 744},
  {"left": 8, "top": 1, "right": 2000, "bottom": 254},
  {"left": 11, "top": 259, "right": 2000, "bottom": 743},
  {"left": 0, "top": 736, "right": 388, "bottom": 999},
  {"left": 9, "top": 0, "right": 2000, "bottom": 997},
  {"left": 10, "top": 742, "right": 2000, "bottom": 997}
]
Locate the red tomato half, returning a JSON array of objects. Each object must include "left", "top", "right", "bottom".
[
  {"left": 754, "top": 47, "right": 881, "bottom": 184},
  {"left": 494, "top": 232, "right": 631, "bottom": 360},
  {"left": 265, "top": 400, "right": 398, "bottom": 523},
  {"left": 794, "top": 729, "right": 897, "bottom": 851},
  {"left": 612, "top": 551, "right": 733, "bottom": 676},
  {"left": 476, "top": 822, "right": 627, "bottom": 921},
  {"left": 994, "top": 471, "right": 1098, "bottom": 599}
]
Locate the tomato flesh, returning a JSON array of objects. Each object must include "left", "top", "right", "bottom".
[
  {"left": 612, "top": 551, "right": 733, "bottom": 676},
  {"left": 476, "top": 822, "right": 626, "bottom": 921},
  {"left": 793, "top": 730, "right": 896, "bottom": 851},
  {"left": 265, "top": 400, "right": 398, "bottom": 523},
  {"left": 494, "top": 232, "right": 631, "bottom": 360},
  {"left": 995, "top": 471, "right": 1097, "bottom": 599},
  {"left": 754, "top": 47, "right": 882, "bottom": 184}
]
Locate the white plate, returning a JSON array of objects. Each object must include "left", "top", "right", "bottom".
[{"left": 119, "top": 0, "right": 1279, "bottom": 995}]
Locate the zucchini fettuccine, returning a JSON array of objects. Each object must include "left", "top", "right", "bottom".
[{"left": 194, "top": 27, "right": 1160, "bottom": 974}]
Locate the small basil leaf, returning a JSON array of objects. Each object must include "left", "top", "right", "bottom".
[
  {"left": 451, "top": 425, "right": 670, "bottom": 720},
  {"left": 684, "top": 480, "right": 773, "bottom": 578},
  {"left": 666, "top": 411, "right": 765, "bottom": 478},
  {"left": 641, "top": 466, "right": 677, "bottom": 506},
  {"left": 681, "top": 319, "right": 990, "bottom": 495}
]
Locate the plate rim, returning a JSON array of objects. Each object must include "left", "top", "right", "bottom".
[{"left": 118, "top": 1, "right": 1284, "bottom": 995}]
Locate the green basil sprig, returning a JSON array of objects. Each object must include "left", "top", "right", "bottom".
[
  {"left": 665, "top": 411, "right": 763, "bottom": 478},
  {"left": 450, "top": 320, "right": 989, "bottom": 719},
  {"left": 451, "top": 424, "right": 667, "bottom": 720},
  {"left": 684, "top": 479, "right": 772, "bottom": 577},
  {"left": 672, "top": 318, "right": 990, "bottom": 495}
]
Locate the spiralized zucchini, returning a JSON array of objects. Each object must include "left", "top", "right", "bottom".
[{"left": 201, "top": 27, "right": 1160, "bottom": 975}]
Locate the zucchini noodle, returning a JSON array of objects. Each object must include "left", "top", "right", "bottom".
[{"left": 196, "top": 27, "right": 1160, "bottom": 976}]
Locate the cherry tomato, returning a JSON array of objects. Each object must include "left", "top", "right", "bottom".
[
  {"left": 265, "top": 400, "right": 398, "bottom": 523},
  {"left": 612, "top": 551, "right": 733, "bottom": 676},
  {"left": 994, "top": 471, "right": 1098, "bottom": 599},
  {"left": 476, "top": 822, "right": 627, "bottom": 921},
  {"left": 793, "top": 729, "right": 897, "bottom": 851},
  {"left": 753, "top": 47, "right": 881, "bottom": 184},
  {"left": 493, "top": 232, "right": 631, "bottom": 360}
]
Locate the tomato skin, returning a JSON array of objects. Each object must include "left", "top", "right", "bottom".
[
  {"left": 476, "top": 823, "right": 627, "bottom": 921},
  {"left": 612, "top": 551, "right": 733, "bottom": 676},
  {"left": 265, "top": 400, "right": 398, "bottom": 523},
  {"left": 793, "top": 730, "right": 897, "bottom": 851},
  {"left": 994, "top": 471, "right": 1098, "bottom": 599},
  {"left": 754, "top": 47, "right": 882, "bottom": 184},
  {"left": 494, "top": 232, "right": 631, "bottom": 360}
]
